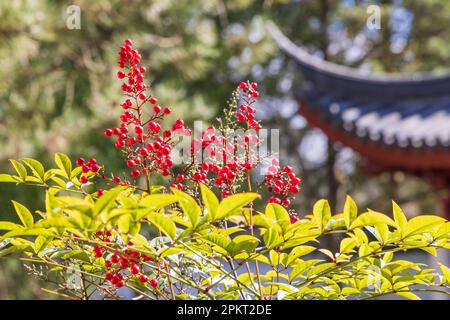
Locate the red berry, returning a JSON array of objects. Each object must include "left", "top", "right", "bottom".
[
  {"left": 80, "top": 176, "right": 88, "bottom": 184},
  {"left": 117, "top": 71, "right": 125, "bottom": 79},
  {"left": 239, "top": 82, "right": 247, "bottom": 90},
  {"left": 134, "top": 125, "right": 144, "bottom": 134},
  {"left": 131, "top": 169, "right": 140, "bottom": 178},
  {"left": 251, "top": 82, "right": 258, "bottom": 90},
  {"left": 139, "top": 93, "right": 146, "bottom": 100},
  {"left": 291, "top": 177, "right": 301, "bottom": 185},
  {"left": 105, "top": 260, "right": 112, "bottom": 268},
  {"left": 116, "top": 280, "right": 125, "bottom": 288},
  {"left": 153, "top": 105, "right": 162, "bottom": 113},
  {"left": 76, "top": 157, "right": 85, "bottom": 166},
  {"left": 104, "top": 128, "right": 113, "bottom": 137},
  {"left": 113, "top": 176, "right": 121, "bottom": 183},
  {"left": 111, "top": 254, "right": 120, "bottom": 263},
  {"left": 149, "top": 97, "right": 157, "bottom": 104},
  {"left": 289, "top": 185, "right": 300, "bottom": 194},
  {"left": 150, "top": 278, "right": 158, "bottom": 288},
  {"left": 139, "top": 148, "right": 149, "bottom": 156},
  {"left": 95, "top": 250, "right": 103, "bottom": 258},
  {"left": 126, "top": 159, "right": 135, "bottom": 168},
  {"left": 290, "top": 215, "right": 300, "bottom": 224},
  {"left": 139, "top": 275, "right": 149, "bottom": 283},
  {"left": 163, "top": 106, "right": 171, "bottom": 114},
  {"left": 251, "top": 91, "right": 259, "bottom": 98},
  {"left": 115, "top": 139, "right": 125, "bottom": 148},
  {"left": 130, "top": 264, "right": 140, "bottom": 275},
  {"left": 96, "top": 189, "right": 105, "bottom": 197},
  {"left": 105, "top": 272, "right": 113, "bottom": 281},
  {"left": 236, "top": 113, "right": 246, "bottom": 122},
  {"left": 124, "top": 39, "right": 133, "bottom": 46}
]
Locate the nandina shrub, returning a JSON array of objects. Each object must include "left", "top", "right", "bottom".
[{"left": 0, "top": 40, "right": 449, "bottom": 300}]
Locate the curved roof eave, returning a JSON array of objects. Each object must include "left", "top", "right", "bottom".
[{"left": 268, "top": 22, "right": 450, "bottom": 99}]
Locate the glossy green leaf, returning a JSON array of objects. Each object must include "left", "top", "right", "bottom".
[
  {"left": 217, "top": 192, "right": 259, "bottom": 219},
  {"left": 21, "top": 158, "right": 45, "bottom": 180},
  {"left": 54, "top": 153, "right": 72, "bottom": 179},
  {"left": 200, "top": 183, "right": 219, "bottom": 220},
  {"left": 12, "top": 201, "right": 34, "bottom": 227},
  {"left": 9, "top": 159, "right": 27, "bottom": 182},
  {"left": 312, "top": 199, "right": 331, "bottom": 232},
  {"left": 146, "top": 212, "right": 176, "bottom": 240},
  {"left": 140, "top": 193, "right": 179, "bottom": 209},
  {"left": 350, "top": 210, "right": 396, "bottom": 229},
  {"left": 0, "top": 174, "right": 20, "bottom": 183},
  {"left": 92, "top": 187, "right": 126, "bottom": 216},
  {"left": 0, "top": 221, "right": 23, "bottom": 231},
  {"left": 343, "top": 195, "right": 357, "bottom": 229},
  {"left": 171, "top": 188, "right": 201, "bottom": 227}
]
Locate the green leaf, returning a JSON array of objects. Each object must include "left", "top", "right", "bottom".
[
  {"left": 392, "top": 201, "right": 407, "bottom": 234},
  {"left": 343, "top": 196, "right": 357, "bottom": 229},
  {"left": 228, "top": 236, "right": 259, "bottom": 257},
  {"left": 396, "top": 292, "right": 420, "bottom": 300},
  {"left": 140, "top": 194, "right": 179, "bottom": 209},
  {"left": 12, "top": 201, "right": 34, "bottom": 227},
  {"left": 118, "top": 215, "right": 131, "bottom": 234},
  {"left": 0, "top": 174, "right": 20, "bottom": 183},
  {"left": 35, "top": 236, "right": 52, "bottom": 253},
  {"left": 339, "top": 238, "right": 357, "bottom": 254},
  {"left": 438, "top": 263, "right": 450, "bottom": 285},
  {"left": 286, "top": 246, "right": 316, "bottom": 266},
  {"left": 217, "top": 192, "right": 259, "bottom": 219},
  {"left": 21, "top": 158, "right": 45, "bottom": 180},
  {"left": 61, "top": 250, "right": 91, "bottom": 263},
  {"left": 9, "top": 159, "right": 27, "bottom": 182},
  {"left": 350, "top": 210, "right": 396, "bottom": 229},
  {"left": 171, "top": 188, "right": 201, "bottom": 227},
  {"left": 199, "top": 183, "right": 219, "bottom": 220},
  {"left": 0, "top": 244, "right": 30, "bottom": 257},
  {"left": 313, "top": 199, "right": 331, "bottom": 232},
  {"left": 290, "top": 260, "right": 322, "bottom": 280},
  {"left": 203, "top": 234, "right": 232, "bottom": 255},
  {"left": 404, "top": 215, "right": 446, "bottom": 238},
  {"left": 263, "top": 228, "right": 281, "bottom": 249},
  {"left": 265, "top": 203, "right": 290, "bottom": 225},
  {"left": 0, "top": 221, "right": 23, "bottom": 231},
  {"left": 0, "top": 229, "right": 55, "bottom": 241},
  {"left": 146, "top": 212, "right": 176, "bottom": 240},
  {"left": 92, "top": 187, "right": 126, "bottom": 216},
  {"left": 54, "top": 153, "right": 72, "bottom": 179}
]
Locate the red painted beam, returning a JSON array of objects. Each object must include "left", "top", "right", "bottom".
[{"left": 300, "top": 101, "right": 450, "bottom": 171}]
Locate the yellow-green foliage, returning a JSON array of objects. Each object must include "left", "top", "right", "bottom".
[{"left": 0, "top": 155, "right": 449, "bottom": 300}]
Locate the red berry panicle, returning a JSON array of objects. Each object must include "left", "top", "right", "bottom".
[{"left": 104, "top": 39, "right": 191, "bottom": 187}]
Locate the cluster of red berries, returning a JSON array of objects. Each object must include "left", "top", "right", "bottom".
[
  {"left": 92, "top": 231, "right": 158, "bottom": 289},
  {"left": 103, "top": 39, "right": 194, "bottom": 182},
  {"left": 236, "top": 82, "right": 262, "bottom": 131},
  {"left": 265, "top": 159, "right": 301, "bottom": 206}
]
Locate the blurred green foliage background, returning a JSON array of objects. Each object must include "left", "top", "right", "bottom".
[{"left": 0, "top": 0, "right": 449, "bottom": 298}]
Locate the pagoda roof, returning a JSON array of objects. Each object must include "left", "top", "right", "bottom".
[{"left": 270, "top": 24, "right": 450, "bottom": 170}]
